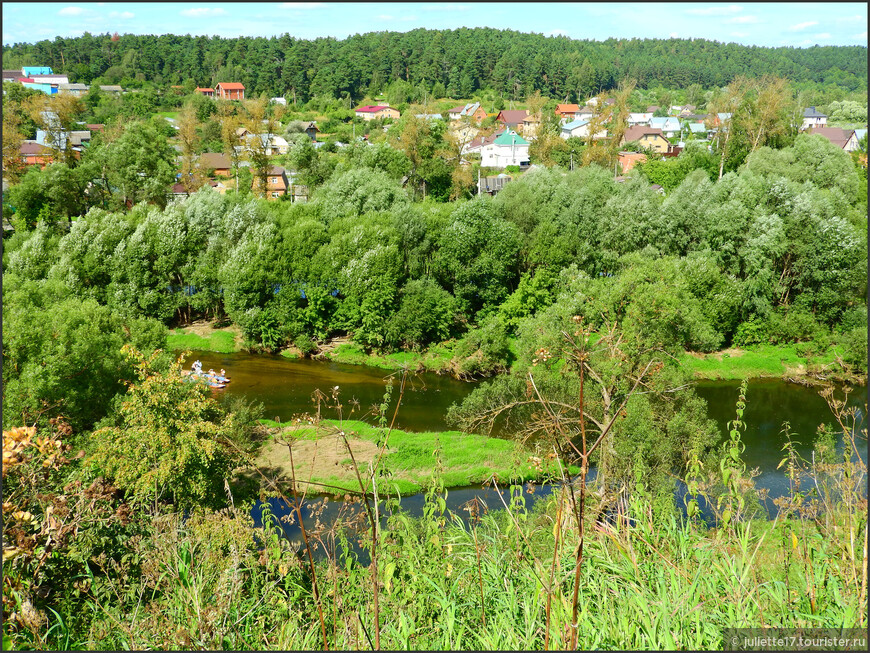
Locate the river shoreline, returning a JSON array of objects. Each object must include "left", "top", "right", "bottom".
[{"left": 168, "top": 324, "right": 866, "bottom": 385}]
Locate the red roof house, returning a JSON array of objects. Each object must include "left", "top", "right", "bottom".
[{"left": 216, "top": 82, "right": 245, "bottom": 100}]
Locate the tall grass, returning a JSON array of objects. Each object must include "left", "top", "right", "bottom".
[{"left": 5, "top": 374, "right": 866, "bottom": 650}]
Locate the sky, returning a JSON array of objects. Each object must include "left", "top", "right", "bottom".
[{"left": 2, "top": 2, "right": 868, "bottom": 48}]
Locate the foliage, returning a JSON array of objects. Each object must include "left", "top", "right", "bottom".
[{"left": 90, "top": 347, "right": 245, "bottom": 510}]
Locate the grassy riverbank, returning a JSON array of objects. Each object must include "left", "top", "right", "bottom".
[
  {"left": 166, "top": 322, "right": 243, "bottom": 353},
  {"left": 679, "top": 342, "right": 860, "bottom": 381},
  {"left": 323, "top": 342, "right": 456, "bottom": 373},
  {"left": 253, "top": 418, "right": 573, "bottom": 495}
]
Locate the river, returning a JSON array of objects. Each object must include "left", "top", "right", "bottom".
[{"left": 183, "top": 350, "right": 866, "bottom": 550}]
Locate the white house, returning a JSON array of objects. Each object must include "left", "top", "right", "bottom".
[
  {"left": 560, "top": 118, "right": 607, "bottom": 140},
  {"left": 480, "top": 130, "right": 530, "bottom": 168},
  {"left": 801, "top": 107, "right": 827, "bottom": 131},
  {"left": 628, "top": 112, "right": 653, "bottom": 126}
]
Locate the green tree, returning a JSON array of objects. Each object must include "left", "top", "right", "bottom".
[{"left": 91, "top": 346, "right": 245, "bottom": 510}]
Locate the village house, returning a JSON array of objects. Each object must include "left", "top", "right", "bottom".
[
  {"left": 58, "top": 83, "right": 89, "bottom": 96},
  {"left": 199, "top": 152, "right": 233, "bottom": 177},
  {"left": 801, "top": 107, "right": 827, "bottom": 131},
  {"left": 19, "top": 141, "right": 55, "bottom": 168},
  {"left": 462, "top": 129, "right": 503, "bottom": 157},
  {"left": 628, "top": 112, "right": 654, "bottom": 126},
  {"left": 252, "top": 165, "right": 290, "bottom": 199},
  {"left": 21, "top": 66, "right": 52, "bottom": 76},
  {"left": 195, "top": 87, "right": 215, "bottom": 97},
  {"left": 495, "top": 109, "right": 529, "bottom": 132},
  {"left": 480, "top": 130, "right": 530, "bottom": 168},
  {"left": 448, "top": 102, "right": 487, "bottom": 123},
  {"left": 560, "top": 118, "right": 607, "bottom": 141},
  {"left": 99, "top": 85, "right": 124, "bottom": 95},
  {"left": 355, "top": 104, "right": 401, "bottom": 121},
  {"left": 621, "top": 125, "right": 671, "bottom": 153},
  {"left": 216, "top": 82, "right": 245, "bottom": 100},
  {"left": 649, "top": 116, "right": 682, "bottom": 138},
  {"left": 808, "top": 127, "right": 860, "bottom": 152},
  {"left": 521, "top": 113, "right": 541, "bottom": 139},
  {"left": 555, "top": 104, "right": 581, "bottom": 122}
]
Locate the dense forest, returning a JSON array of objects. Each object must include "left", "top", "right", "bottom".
[{"left": 2, "top": 28, "right": 867, "bottom": 101}]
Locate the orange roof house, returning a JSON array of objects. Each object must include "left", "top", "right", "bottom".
[
  {"left": 216, "top": 82, "right": 245, "bottom": 100},
  {"left": 195, "top": 87, "right": 214, "bottom": 97}
]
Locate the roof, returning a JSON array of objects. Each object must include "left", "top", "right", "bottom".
[
  {"left": 687, "top": 123, "right": 708, "bottom": 133},
  {"left": 555, "top": 103, "right": 580, "bottom": 114},
  {"left": 803, "top": 106, "right": 827, "bottom": 118},
  {"left": 355, "top": 105, "right": 393, "bottom": 112},
  {"left": 646, "top": 105, "right": 660, "bottom": 112},
  {"left": 623, "top": 125, "right": 669, "bottom": 142},
  {"left": 171, "top": 183, "right": 188, "bottom": 194},
  {"left": 562, "top": 118, "right": 591, "bottom": 131},
  {"left": 217, "top": 82, "right": 245, "bottom": 90},
  {"left": 808, "top": 127, "right": 856, "bottom": 148},
  {"left": 492, "top": 131, "right": 530, "bottom": 146},
  {"left": 267, "top": 165, "right": 286, "bottom": 175},
  {"left": 59, "top": 83, "right": 89, "bottom": 90},
  {"left": 649, "top": 117, "right": 681, "bottom": 131},
  {"left": 497, "top": 110, "right": 529, "bottom": 124},
  {"left": 86, "top": 124, "right": 105, "bottom": 131},
  {"left": 199, "top": 152, "right": 232, "bottom": 169},
  {"left": 19, "top": 141, "right": 53, "bottom": 156},
  {"left": 99, "top": 85, "right": 123, "bottom": 92},
  {"left": 195, "top": 87, "right": 214, "bottom": 92}
]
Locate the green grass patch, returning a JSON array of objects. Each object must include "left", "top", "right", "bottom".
[
  {"left": 167, "top": 329, "right": 239, "bottom": 353},
  {"left": 680, "top": 343, "right": 840, "bottom": 380},
  {"left": 260, "top": 418, "right": 573, "bottom": 495},
  {"left": 154, "top": 111, "right": 178, "bottom": 119}
]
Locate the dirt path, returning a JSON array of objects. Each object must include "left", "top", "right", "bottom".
[{"left": 255, "top": 430, "right": 391, "bottom": 491}]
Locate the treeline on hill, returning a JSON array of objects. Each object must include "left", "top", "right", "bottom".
[
  {"left": 2, "top": 28, "right": 867, "bottom": 101},
  {"left": 3, "top": 131, "right": 867, "bottom": 433}
]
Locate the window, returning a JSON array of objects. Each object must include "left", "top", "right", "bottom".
[{"left": 272, "top": 192, "right": 280, "bottom": 198}]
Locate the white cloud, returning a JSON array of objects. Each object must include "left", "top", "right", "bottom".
[
  {"left": 109, "top": 11, "right": 135, "bottom": 19},
  {"left": 854, "top": 31, "right": 868, "bottom": 40},
  {"left": 788, "top": 21, "right": 817, "bottom": 31},
  {"left": 58, "top": 6, "right": 84, "bottom": 16},
  {"left": 727, "top": 15, "right": 759, "bottom": 24},
  {"left": 180, "top": 8, "right": 227, "bottom": 17},
  {"left": 281, "top": 3, "right": 325, "bottom": 8},
  {"left": 686, "top": 5, "right": 742, "bottom": 16},
  {"left": 837, "top": 14, "right": 864, "bottom": 22}
]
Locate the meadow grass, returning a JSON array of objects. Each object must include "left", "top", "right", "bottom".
[{"left": 167, "top": 329, "right": 239, "bottom": 353}]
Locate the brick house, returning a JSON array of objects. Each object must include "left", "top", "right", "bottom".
[
  {"left": 448, "top": 102, "right": 487, "bottom": 123},
  {"left": 195, "top": 87, "right": 215, "bottom": 97},
  {"left": 555, "top": 104, "right": 581, "bottom": 121},
  {"left": 216, "top": 82, "right": 245, "bottom": 100}
]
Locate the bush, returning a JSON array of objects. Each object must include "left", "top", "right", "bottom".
[
  {"left": 384, "top": 279, "right": 458, "bottom": 351},
  {"left": 450, "top": 315, "right": 512, "bottom": 378},
  {"left": 733, "top": 318, "right": 771, "bottom": 347}
]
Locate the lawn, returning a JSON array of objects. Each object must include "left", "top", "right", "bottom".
[{"left": 167, "top": 328, "right": 239, "bottom": 353}]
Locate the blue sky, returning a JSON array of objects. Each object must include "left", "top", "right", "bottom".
[{"left": 2, "top": 2, "right": 867, "bottom": 48}]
